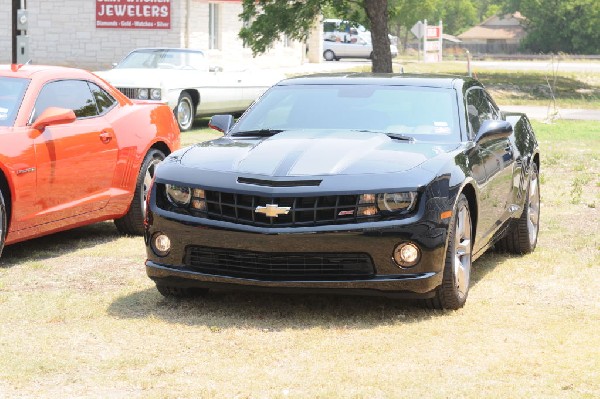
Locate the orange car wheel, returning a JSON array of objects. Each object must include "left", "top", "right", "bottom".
[
  {"left": 114, "top": 149, "right": 165, "bottom": 235},
  {"left": 0, "top": 190, "right": 6, "bottom": 257}
]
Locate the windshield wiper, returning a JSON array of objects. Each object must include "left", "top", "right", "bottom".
[
  {"left": 230, "top": 129, "right": 284, "bottom": 137},
  {"left": 353, "top": 130, "right": 414, "bottom": 142},
  {"left": 385, "top": 132, "right": 415, "bottom": 141}
]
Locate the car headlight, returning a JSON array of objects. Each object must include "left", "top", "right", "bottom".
[
  {"left": 377, "top": 192, "right": 417, "bottom": 213},
  {"left": 166, "top": 184, "right": 191, "bottom": 206},
  {"left": 150, "top": 88, "right": 161, "bottom": 100},
  {"left": 138, "top": 88, "right": 149, "bottom": 100}
]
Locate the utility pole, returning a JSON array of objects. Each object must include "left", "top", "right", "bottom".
[
  {"left": 12, "top": 0, "right": 19, "bottom": 63},
  {"left": 12, "top": 0, "right": 28, "bottom": 64}
]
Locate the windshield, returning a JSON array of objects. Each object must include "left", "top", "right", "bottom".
[
  {"left": 115, "top": 49, "right": 208, "bottom": 70},
  {"left": 230, "top": 84, "right": 460, "bottom": 142},
  {"left": 0, "top": 77, "right": 29, "bottom": 127}
]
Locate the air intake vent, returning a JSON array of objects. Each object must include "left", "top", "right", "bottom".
[
  {"left": 184, "top": 246, "right": 375, "bottom": 281},
  {"left": 237, "top": 177, "right": 322, "bottom": 187}
]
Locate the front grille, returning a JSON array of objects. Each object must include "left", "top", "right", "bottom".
[
  {"left": 184, "top": 246, "right": 375, "bottom": 281},
  {"left": 116, "top": 87, "right": 136, "bottom": 99},
  {"left": 202, "top": 191, "right": 377, "bottom": 227}
]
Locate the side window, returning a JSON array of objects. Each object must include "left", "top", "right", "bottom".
[
  {"left": 88, "top": 82, "right": 116, "bottom": 115},
  {"left": 465, "top": 88, "right": 494, "bottom": 138},
  {"left": 484, "top": 90, "right": 500, "bottom": 119},
  {"left": 32, "top": 80, "right": 98, "bottom": 122}
]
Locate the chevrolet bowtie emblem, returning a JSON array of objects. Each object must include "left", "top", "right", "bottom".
[{"left": 255, "top": 204, "right": 291, "bottom": 218}]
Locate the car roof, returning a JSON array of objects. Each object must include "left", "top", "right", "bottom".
[
  {"left": 127, "top": 47, "right": 204, "bottom": 54},
  {"left": 0, "top": 64, "right": 92, "bottom": 80},
  {"left": 277, "top": 73, "right": 476, "bottom": 89}
]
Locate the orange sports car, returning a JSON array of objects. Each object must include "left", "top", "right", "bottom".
[{"left": 0, "top": 64, "right": 180, "bottom": 257}]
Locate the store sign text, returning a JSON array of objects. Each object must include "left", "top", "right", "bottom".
[{"left": 96, "top": 0, "right": 171, "bottom": 30}]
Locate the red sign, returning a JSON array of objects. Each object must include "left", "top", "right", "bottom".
[
  {"left": 96, "top": 0, "right": 171, "bottom": 29},
  {"left": 426, "top": 27, "right": 440, "bottom": 39}
]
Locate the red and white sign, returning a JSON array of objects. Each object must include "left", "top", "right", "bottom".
[
  {"left": 426, "top": 26, "right": 440, "bottom": 39},
  {"left": 96, "top": 0, "right": 171, "bottom": 30}
]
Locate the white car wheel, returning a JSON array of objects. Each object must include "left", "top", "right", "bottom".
[
  {"left": 175, "top": 92, "right": 195, "bottom": 131},
  {"left": 323, "top": 50, "right": 336, "bottom": 62}
]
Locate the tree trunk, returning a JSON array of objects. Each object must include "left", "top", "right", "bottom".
[{"left": 364, "top": 0, "right": 392, "bottom": 73}]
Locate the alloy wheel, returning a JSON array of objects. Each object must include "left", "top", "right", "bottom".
[{"left": 453, "top": 204, "right": 472, "bottom": 298}]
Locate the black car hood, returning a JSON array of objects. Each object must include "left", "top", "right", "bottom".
[{"left": 179, "top": 130, "right": 456, "bottom": 176}]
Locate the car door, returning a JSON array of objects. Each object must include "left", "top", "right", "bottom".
[
  {"left": 31, "top": 79, "right": 119, "bottom": 224},
  {"left": 466, "top": 87, "right": 515, "bottom": 243},
  {"left": 189, "top": 68, "right": 245, "bottom": 114},
  {"left": 349, "top": 37, "right": 371, "bottom": 58}
]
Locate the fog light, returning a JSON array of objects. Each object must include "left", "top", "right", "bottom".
[
  {"left": 393, "top": 242, "right": 421, "bottom": 268},
  {"left": 358, "top": 206, "right": 378, "bottom": 216},
  {"left": 359, "top": 193, "right": 376, "bottom": 204},
  {"left": 152, "top": 233, "right": 171, "bottom": 257},
  {"left": 191, "top": 199, "right": 206, "bottom": 211}
]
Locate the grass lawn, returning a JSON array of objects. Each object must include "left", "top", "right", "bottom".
[
  {"left": 393, "top": 60, "right": 600, "bottom": 109},
  {"left": 0, "top": 120, "right": 598, "bottom": 398}
]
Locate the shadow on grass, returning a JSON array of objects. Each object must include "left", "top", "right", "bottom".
[
  {"left": 0, "top": 221, "right": 122, "bottom": 268},
  {"left": 107, "top": 250, "right": 513, "bottom": 329}
]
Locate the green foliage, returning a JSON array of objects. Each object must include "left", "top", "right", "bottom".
[
  {"left": 388, "top": 0, "right": 504, "bottom": 50},
  {"left": 239, "top": 0, "right": 394, "bottom": 73},
  {"left": 239, "top": 0, "right": 323, "bottom": 55},
  {"left": 433, "top": 0, "right": 478, "bottom": 35},
  {"left": 504, "top": 0, "right": 600, "bottom": 54},
  {"left": 388, "top": 0, "right": 438, "bottom": 39}
]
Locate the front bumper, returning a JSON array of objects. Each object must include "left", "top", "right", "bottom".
[{"left": 145, "top": 206, "right": 449, "bottom": 298}]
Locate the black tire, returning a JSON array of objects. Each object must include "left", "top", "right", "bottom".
[
  {"left": 495, "top": 162, "right": 540, "bottom": 254},
  {"left": 323, "top": 50, "right": 336, "bottom": 61},
  {"left": 114, "top": 149, "right": 165, "bottom": 235},
  {"left": 424, "top": 194, "right": 473, "bottom": 310},
  {"left": 175, "top": 92, "right": 195, "bottom": 131},
  {"left": 0, "top": 190, "right": 6, "bottom": 258},
  {"left": 156, "top": 284, "right": 208, "bottom": 298}
]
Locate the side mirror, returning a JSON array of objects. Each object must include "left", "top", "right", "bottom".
[
  {"left": 32, "top": 107, "right": 76, "bottom": 132},
  {"left": 475, "top": 120, "right": 513, "bottom": 144},
  {"left": 208, "top": 114, "right": 234, "bottom": 134}
]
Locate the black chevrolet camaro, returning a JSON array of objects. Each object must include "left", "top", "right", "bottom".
[{"left": 144, "top": 74, "right": 540, "bottom": 309}]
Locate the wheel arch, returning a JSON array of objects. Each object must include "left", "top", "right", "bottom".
[
  {"left": 149, "top": 140, "right": 172, "bottom": 158},
  {"left": 0, "top": 167, "right": 12, "bottom": 231},
  {"left": 182, "top": 89, "right": 200, "bottom": 113},
  {"left": 532, "top": 151, "right": 540, "bottom": 173},
  {"left": 460, "top": 182, "right": 478, "bottom": 246}
]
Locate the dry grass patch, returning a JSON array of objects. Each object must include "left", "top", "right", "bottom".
[{"left": 0, "top": 121, "right": 599, "bottom": 398}]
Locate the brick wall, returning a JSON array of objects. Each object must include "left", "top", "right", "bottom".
[
  {"left": 0, "top": 0, "right": 12, "bottom": 63},
  {"left": 0, "top": 0, "right": 308, "bottom": 71}
]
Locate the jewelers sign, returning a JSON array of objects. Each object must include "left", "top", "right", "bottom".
[{"left": 96, "top": 0, "right": 171, "bottom": 29}]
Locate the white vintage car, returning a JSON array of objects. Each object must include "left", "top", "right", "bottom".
[{"left": 96, "top": 48, "right": 284, "bottom": 131}]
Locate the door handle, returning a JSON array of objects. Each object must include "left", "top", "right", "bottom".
[{"left": 99, "top": 130, "right": 113, "bottom": 144}]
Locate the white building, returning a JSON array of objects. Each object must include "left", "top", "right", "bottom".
[{"left": 1, "top": 0, "right": 323, "bottom": 70}]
